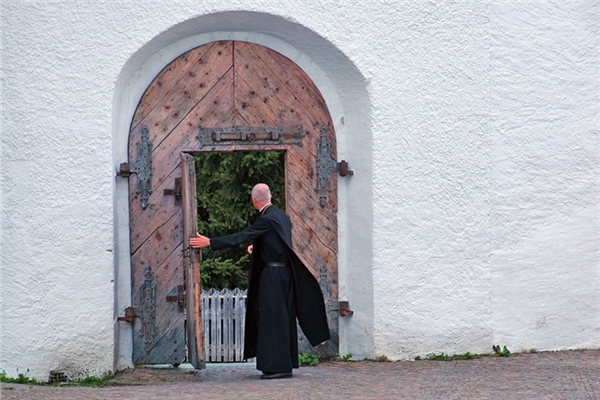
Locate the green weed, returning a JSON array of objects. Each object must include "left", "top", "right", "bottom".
[
  {"left": 298, "top": 353, "right": 320, "bottom": 366},
  {"left": 425, "top": 352, "right": 452, "bottom": 361},
  {"left": 419, "top": 351, "right": 481, "bottom": 361},
  {"left": 493, "top": 345, "right": 511, "bottom": 357},
  {"left": 455, "top": 352, "right": 481, "bottom": 360},
  {"left": 335, "top": 353, "right": 353, "bottom": 362},
  {"left": 0, "top": 370, "right": 38, "bottom": 384},
  {"left": 0, "top": 369, "right": 113, "bottom": 387},
  {"left": 75, "top": 372, "right": 114, "bottom": 387}
]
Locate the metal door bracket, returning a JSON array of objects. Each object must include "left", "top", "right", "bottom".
[
  {"left": 164, "top": 178, "right": 182, "bottom": 203},
  {"left": 197, "top": 125, "right": 304, "bottom": 148},
  {"left": 166, "top": 285, "right": 185, "bottom": 313}
]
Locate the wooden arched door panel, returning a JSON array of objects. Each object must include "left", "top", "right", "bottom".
[{"left": 126, "top": 41, "right": 338, "bottom": 367}]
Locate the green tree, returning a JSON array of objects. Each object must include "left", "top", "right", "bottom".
[{"left": 195, "top": 151, "right": 285, "bottom": 289}]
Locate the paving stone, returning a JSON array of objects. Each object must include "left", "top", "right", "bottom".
[{"left": 1, "top": 350, "right": 598, "bottom": 399}]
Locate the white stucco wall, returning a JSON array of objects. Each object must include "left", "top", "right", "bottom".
[
  {"left": 372, "top": 1, "right": 599, "bottom": 359},
  {"left": 488, "top": 2, "right": 599, "bottom": 352},
  {"left": 1, "top": 0, "right": 598, "bottom": 379}
]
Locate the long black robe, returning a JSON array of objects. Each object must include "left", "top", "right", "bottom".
[{"left": 210, "top": 205, "right": 330, "bottom": 372}]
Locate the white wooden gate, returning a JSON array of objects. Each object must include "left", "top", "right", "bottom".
[{"left": 201, "top": 288, "right": 250, "bottom": 362}]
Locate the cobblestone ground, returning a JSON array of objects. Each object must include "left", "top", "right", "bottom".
[{"left": 2, "top": 350, "right": 599, "bottom": 399}]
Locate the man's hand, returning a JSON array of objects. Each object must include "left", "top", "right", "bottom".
[
  {"left": 189, "top": 233, "right": 210, "bottom": 249},
  {"left": 247, "top": 245, "right": 253, "bottom": 255}
]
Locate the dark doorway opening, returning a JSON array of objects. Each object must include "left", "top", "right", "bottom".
[{"left": 194, "top": 150, "right": 286, "bottom": 290}]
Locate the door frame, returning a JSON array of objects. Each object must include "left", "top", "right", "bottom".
[{"left": 113, "top": 27, "right": 374, "bottom": 370}]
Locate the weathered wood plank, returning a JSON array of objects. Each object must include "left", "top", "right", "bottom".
[
  {"left": 286, "top": 151, "right": 338, "bottom": 225},
  {"left": 129, "top": 41, "right": 234, "bottom": 154},
  {"left": 129, "top": 168, "right": 180, "bottom": 253},
  {"left": 131, "top": 211, "right": 182, "bottom": 271},
  {"left": 131, "top": 42, "right": 219, "bottom": 130},
  {"left": 234, "top": 45, "right": 316, "bottom": 132},
  {"left": 132, "top": 243, "right": 186, "bottom": 364},
  {"left": 235, "top": 42, "right": 334, "bottom": 157},
  {"left": 249, "top": 44, "right": 334, "bottom": 138},
  {"left": 150, "top": 68, "right": 235, "bottom": 189},
  {"left": 232, "top": 72, "right": 280, "bottom": 126},
  {"left": 288, "top": 212, "right": 337, "bottom": 277}
]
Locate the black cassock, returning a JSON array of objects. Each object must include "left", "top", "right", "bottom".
[{"left": 210, "top": 205, "right": 330, "bottom": 373}]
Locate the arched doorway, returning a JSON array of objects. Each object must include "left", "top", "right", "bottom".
[{"left": 124, "top": 41, "right": 339, "bottom": 367}]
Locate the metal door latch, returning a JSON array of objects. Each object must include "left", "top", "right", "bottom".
[{"left": 166, "top": 285, "right": 185, "bottom": 313}]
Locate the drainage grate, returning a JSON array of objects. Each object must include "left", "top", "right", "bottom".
[{"left": 48, "top": 370, "right": 69, "bottom": 384}]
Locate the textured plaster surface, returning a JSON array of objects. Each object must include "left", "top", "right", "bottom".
[
  {"left": 487, "top": 2, "right": 599, "bottom": 352},
  {"left": 1, "top": 0, "right": 598, "bottom": 380}
]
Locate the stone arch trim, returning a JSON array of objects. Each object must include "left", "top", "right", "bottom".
[{"left": 113, "top": 12, "right": 373, "bottom": 369}]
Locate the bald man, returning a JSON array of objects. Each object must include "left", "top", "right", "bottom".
[{"left": 190, "top": 183, "right": 329, "bottom": 379}]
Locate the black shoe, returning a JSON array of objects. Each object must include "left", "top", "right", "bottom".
[{"left": 260, "top": 372, "right": 293, "bottom": 379}]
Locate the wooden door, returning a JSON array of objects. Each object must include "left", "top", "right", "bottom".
[
  {"left": 127, "top": 41, "right": 339, "bottom": 365},
  {"left": 180, "top": 153, "right": 204, "bottom": 368}
]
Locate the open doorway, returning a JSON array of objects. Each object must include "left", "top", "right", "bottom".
[
  {"left": 195, "top": 150, "right": 285, "bottom": 363},
  {"left": 194, "top": 151, "right": 285, "bottom": 291}
]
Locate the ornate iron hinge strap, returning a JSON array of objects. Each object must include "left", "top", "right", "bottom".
[
  {"left": 316, "top": 126, "right": 338, "bottom": 207},
  {"left": 139, "top": 267, "right": 157, "bottom": 353},
  {"left": 117, "top": 126, "right": 153, "bottom": 209},
  {"left": 197, "top": 125, "right": 304, "bottom": 148}
]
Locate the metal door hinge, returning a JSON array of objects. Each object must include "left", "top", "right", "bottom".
[
  {"left": 326, "top": 300, "right": 353, "bottom": 317},
  {"left": 118, "top": 306, "right": 137, "bottom": 323},
  {"left": 316, "top": 126, "right": 353, "bottom": 207},
  {"left": 116, "top": 126, "right": 153, "bottom": 209},
  {"left": 338, "top": 160, "right": 354, "bottom": 177},
  {"left": 339, "top": 301, "right": 354, "bottom": 317}
]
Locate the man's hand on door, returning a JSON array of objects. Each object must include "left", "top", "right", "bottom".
[{"left": 189, "top": 233, "right": 210, "bottom": 249}]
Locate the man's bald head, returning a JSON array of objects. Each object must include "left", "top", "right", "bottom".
[{"left": 251, "top": 183, "right": 272, "bottom": 209}]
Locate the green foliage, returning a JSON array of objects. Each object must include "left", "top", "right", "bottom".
[
  {"left": 424, "top": 351, "right": 481, "bottom": 361},
  {"left": 374, "top": 355, "right": 389, "bottom": 362},
  {"left": 200, "top": 256, "right": 249, "bottom": 290},
  {"left": 335, "top": 353, "right": 353, "bottom": 362},
  {"left": 298, "top": 353, "right": 320, "bottom": 366},
  {"left": 195, "top": 151, "right": 285, "bottom": 290},
  {"left": 456, "top": 351, "right": 480, "bottom": 360},
  {"left": 493, "top": 345, "right": 511, "bottom": 357},
  {"left": 75, "top": 372, "right": 114, "bottom": 387},
  {"left": 0, "top": 369, "right": 113, "bottom": 387},
  {"left": 426, "top": 352, "right": 452, "bottom": 361},
  {"left": 0, "top": 370, "right": 38, "bottom": 384}
]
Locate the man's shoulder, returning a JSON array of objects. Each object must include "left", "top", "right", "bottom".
[{"left": 264, "top": 206, "right": 288, "bottom": 219}]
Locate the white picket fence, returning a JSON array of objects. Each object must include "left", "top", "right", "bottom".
[{"left": 201, "top": 288, "right": 250, "bottom": 362}]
